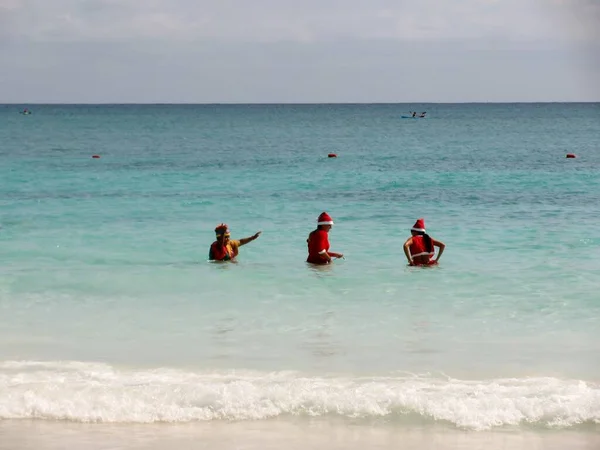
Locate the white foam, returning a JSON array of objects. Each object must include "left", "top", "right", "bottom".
[{"left": 1, "top": 361, "right": 599, "bottom": 430}]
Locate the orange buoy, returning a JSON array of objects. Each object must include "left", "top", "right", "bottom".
[
  {"left": 328, "top": 153, "right": 337, "bottom": 158},
  {"left": 92, "top": 155, "right": 100, "bottom": 159},
  {"left": 566, "top": 153, "right": 576, "bottom": 159}
]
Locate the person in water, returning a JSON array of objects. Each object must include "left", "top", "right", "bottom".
[
  {"left": 412, "top": 111, "right": 417, "bottom": 117},
  {"left": 306, "top": 212, "right": 344, "bottom": 264},
  {"left": 208, "top": 223, "right": 261, "bottom": 261},
  {"left": 403, "top": 218, "right": 445, "bottom": 266}
]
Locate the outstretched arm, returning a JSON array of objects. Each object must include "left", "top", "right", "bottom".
[
  {"left": 239, "top": 231, "right": 262, "bottom": 246},
  {"left": 328, "top": 251, "right": 344, "bottom": 259},
  {"left": 433, "top": 238, "right": 445, "bottom": 262},
  {"left": 403, "top": 238, "right": 413, "bottom": 265}
]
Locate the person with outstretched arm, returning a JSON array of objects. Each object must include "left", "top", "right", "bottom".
[{"left": 209, "top": 223, "right": 261, "bottom": 261}]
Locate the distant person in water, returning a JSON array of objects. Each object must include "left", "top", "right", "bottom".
[
  {"left": 412, "top": 111, "right": 417, "bottom": 118},
  {"left": 208, "top": 223, "right": 261, "bottom": 261},
  {"left": 419, "top": 112, "right": 426, "bottom": 118},
  {"left": 306, "top": 212, "right": 344, "bottom": 264},
  {"left": 403, "top": 218, "right": 445, "bottom": 266}
]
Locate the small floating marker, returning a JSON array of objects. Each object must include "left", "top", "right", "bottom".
[
  {"left": 328, "top": 153, "right": 337, "bottom": 158},
  {"left": 566, "top": 153, "right": 576, "bottom": 159},
  {"left": 92, "top": 154, "right": 101, "bottom": 159}
]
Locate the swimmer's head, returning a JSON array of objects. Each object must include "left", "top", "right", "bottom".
[
  {"left": 215, "top": 223, "right": 230, "bottom": 241},
  {"left": 411, "top": 218, "right": 426, "bottom": 235},
  {"left": 317, "top": 212, "right": 334, "bottom": 230}
]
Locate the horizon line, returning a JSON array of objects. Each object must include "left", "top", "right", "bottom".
[{"left": 3, "top": 101, "right": 600, "bottom": 105}]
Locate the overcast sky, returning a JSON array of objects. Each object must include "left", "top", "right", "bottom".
[{"left": 1, "top": 0, "right": 599, "bottom": 103}]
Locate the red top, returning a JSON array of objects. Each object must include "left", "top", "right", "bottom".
[
  {"left": 409, "top": 235, "right": 435, "bottom": 264},
  {"left": 209, "top": 240, "right": 240, "bottom": 261},
  {"left": 306, "top": 229, "right": 330, "bottom": 264}
]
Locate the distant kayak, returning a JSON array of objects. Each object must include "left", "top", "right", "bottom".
[{"left": 401, "top": 115, "right": 425, "bottom": 119}]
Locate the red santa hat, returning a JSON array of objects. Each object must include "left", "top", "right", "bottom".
[
  {"left": 411, "top": 218, "right": 426, "bottom": 233},
  {"left": 317, "top": 212, "right": 334, "bottom": 226}
]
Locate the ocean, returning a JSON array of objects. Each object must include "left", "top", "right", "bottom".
[{"left": 1, "top": 103, "right": 599, "bottom": 449}]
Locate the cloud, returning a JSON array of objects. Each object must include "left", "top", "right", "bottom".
[
  {"left": 1, "top": 0, "right": 598, "bottom": 43},
  {"left": 0, "top": 0, "right": 598, "bottom": 102},
  {"left": 548, "top": 0, "right": 600, "bottom": 40}
]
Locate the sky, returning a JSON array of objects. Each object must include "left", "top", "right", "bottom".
[{"left": 0, "top": 0, "right": 599, "bottom": 103}]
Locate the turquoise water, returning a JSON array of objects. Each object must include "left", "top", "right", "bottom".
[{"left": 1, "top": 103, "right": 599, "bottom": 432}]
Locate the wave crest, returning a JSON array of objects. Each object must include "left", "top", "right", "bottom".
[{"left": 1, "top": 361, "right": 599, "bottom": 430}]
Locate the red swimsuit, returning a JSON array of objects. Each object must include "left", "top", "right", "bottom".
[{"left": 409, "top": 235, "right": 436, "bottom": 266}]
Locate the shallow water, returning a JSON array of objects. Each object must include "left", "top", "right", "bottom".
[{"left": 1, "top": 103, "right": 599, "bottom": 443}]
